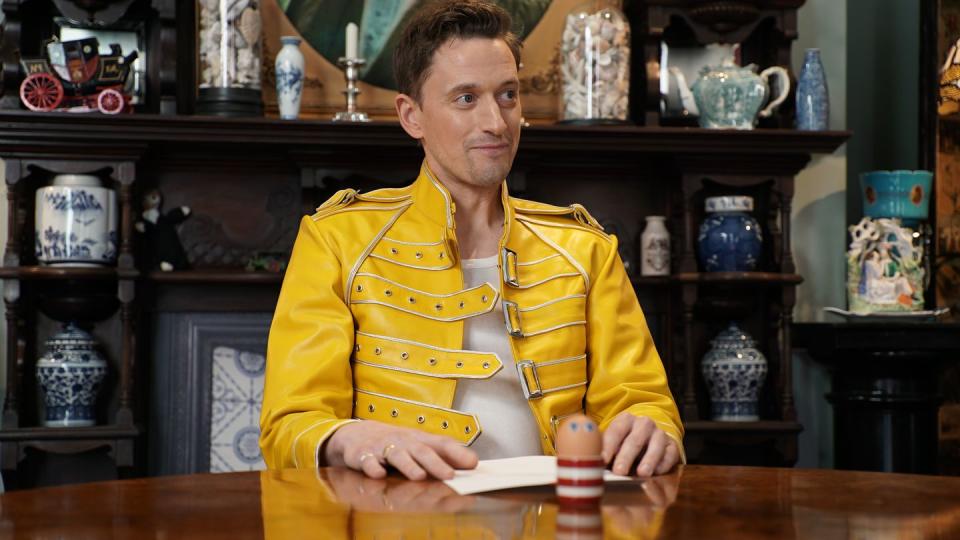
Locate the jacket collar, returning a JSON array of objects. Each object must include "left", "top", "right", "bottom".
[{"left": 412, "top": 160, "right": 514, "bottom": 235}]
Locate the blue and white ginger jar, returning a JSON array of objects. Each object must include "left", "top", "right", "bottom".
[
  {"left": 35, "top": 174, "right": 117, "bottom": 266},
  {"left": 36, "top": 323, "right": 108, "bottom": 427},
  {"left": 697, "top": 195, "right": 763, "bottom": 272},
  {"left": 701, "top": 323, "right": 768, "bottom": 421}
]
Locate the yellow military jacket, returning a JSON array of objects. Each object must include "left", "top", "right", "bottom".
[{"left": 260, "top": 162, "right": 684, "bottom": 469}]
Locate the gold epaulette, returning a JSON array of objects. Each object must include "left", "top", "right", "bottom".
[
  {"left": 311, "top": 188, "right": 411, "bottom": 220},
  {"left": 512, "top": 197, "right": 606, "bottom": 234}
]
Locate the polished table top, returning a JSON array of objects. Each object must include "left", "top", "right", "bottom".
[{"left": 2, "top": 465, "right": 960, "bottom": 538}]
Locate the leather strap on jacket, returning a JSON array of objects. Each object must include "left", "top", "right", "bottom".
[
  {"left": 353, "top": 332, "right": 503, "bottom": 378},
  {"left": 353, "top": 389, "right": 481, "bottom": 445}
]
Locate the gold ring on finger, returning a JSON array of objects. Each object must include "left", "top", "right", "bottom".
[{"left": 382, "top": 443, "right": 397, "bottom": 460}]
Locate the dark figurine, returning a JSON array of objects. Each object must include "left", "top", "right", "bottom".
[{"left": 136, "top": 189, "right": 191, "bottom": 271}]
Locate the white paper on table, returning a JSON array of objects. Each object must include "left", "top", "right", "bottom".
[{"left": 443, "top": 455, "right": 632, "bottom": 495}]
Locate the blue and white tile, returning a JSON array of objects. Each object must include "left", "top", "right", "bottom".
[{"left": 209, "top": 346, "right": 266, "bottom": 472}]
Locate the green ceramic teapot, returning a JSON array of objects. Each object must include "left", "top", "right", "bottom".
[{"left": 680, "top": 58, "right": 790, "bottom": 130}]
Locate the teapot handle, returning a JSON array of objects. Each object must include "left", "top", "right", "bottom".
[{"left": 758, "top": 66, "right": 790, "bottom": 118}]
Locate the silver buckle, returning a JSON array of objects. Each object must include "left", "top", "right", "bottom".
[
  {"left": 501, "top": 248, "right": 519, "bottom": 287},
  {"left": 516, "top": 360, "right": 542, "bottom": 399},
  {"left": 502, "top": 300, "right": 523, "bottom": 337}
]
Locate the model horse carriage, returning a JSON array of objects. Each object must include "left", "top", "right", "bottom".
[{"left": 19, "top": 37, "right": 138, "bottom": 114}]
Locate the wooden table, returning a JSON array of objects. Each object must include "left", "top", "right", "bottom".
[{"left": 2, "top": 465, "right": 959, "bottom": 538}]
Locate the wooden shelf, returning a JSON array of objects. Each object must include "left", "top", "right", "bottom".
[
  {"left": 0, "top": 266, "right": 138, "bottom": 280},
  {"left": 0, "top": 424, "right": 139, "bottom": 441},
  {"left": 0, "top": 111, "right": 850, "bottom": 157},
  {"left": 631, "top": 272, "right": 803, "bottom": 288},
  {"left": 685, "top": 420, "right": 803, "bottom": 434},
  {"left": 675, "top": 272, "right": 803, "bottom": 286},
  {"left": 148, "top": 269, "right": 284, "bottom": 284}
]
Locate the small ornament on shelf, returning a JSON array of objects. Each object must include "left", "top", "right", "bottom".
[
  {"left": 36, "top": 323, "right": 108, "bottom": 427},
  {"left": 796, "top": 48, "right": 829, "bottom": 130},
  {"left": 245, "top": 251, "right": 287, "bottom": 272},
  {"left": 558, "top": 0, "right": 630, "bottom": 123},
  {"left": 135, "top": 189, "right": 191, "bottom": 272},
  {"left": 19, "top": 37, "right": 137, "bottom": 114},
  {"left": 846, "top": 217, "right": 925, "bottom": 313},
  {"left": 35, "top": 174, "right": 118, "bottom": 266},
  {"left": 697, "top": 196, "right": 762, "bottom": 272},
  {"left": 196, "top": 0, "right": 264, "bottom": 116},
  {"left": 676, "top": 58, "right": 790, "bottom": 130},
  {"left": 275, "top": 36, "right": 305, "bottom": 120},
  {"left": 701, "top": 323, "right": 768, "bottom": 422},
  {"left": 640, "top": 215, "right": 670, "bottom": 276},
  {"left": 333, "top": 22, "right": 370, "bottom": 123}
]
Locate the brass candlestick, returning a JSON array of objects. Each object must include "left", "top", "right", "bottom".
[{"left": 333, "top": 57, "right": 370, "bottom": 122}]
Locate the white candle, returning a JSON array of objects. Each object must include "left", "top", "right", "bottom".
[{"left": 346, "top": 22, "right": 358, "bottom": 59}]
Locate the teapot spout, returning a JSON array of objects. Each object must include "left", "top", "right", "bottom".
[{"left": 669, "top": 67, "right": 699, "bottom": 116}]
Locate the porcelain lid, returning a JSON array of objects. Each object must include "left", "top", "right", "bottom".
[{"left": 705, "top": 196, "right": 754, "bottom": 213}]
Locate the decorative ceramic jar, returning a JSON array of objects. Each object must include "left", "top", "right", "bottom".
[
  {"left": 36, "top": 323, "right": 108, "bottom": 427},
  {"left": 275, "top": 36, "right": 304, "bottom": 120},
  {"left": 846, "top": 217, "right": 925, "bottom": 312},
  {"left": 679, "top": 58, "right": 790, "bottom": 129},
  {"left": 697, "top": 196, "right": 762, "bottom": 272},
  {"left": 860, "top": 170, "right": 933, "bottom": 226},
  {"left": 701, "top": 323, "right": 768, "bottom": 421},
  {"left": 196, "top": 0, "right": 263, "bottom": 116},
  {"left": 796, "top": 48, "right": 829, "bottom": 130},
  {"left": 35, "top": 174, "right": 117, "bottom": 266},
  {"left": 640, "top": 215, "right": 670, "bottom": 276},
  {"left": 559, "top": 0, "right": 630, "bottom": 123}
]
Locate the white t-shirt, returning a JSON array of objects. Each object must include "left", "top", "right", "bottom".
[{"left": 452, "top": 255, "right": 543, "bottom": 459}]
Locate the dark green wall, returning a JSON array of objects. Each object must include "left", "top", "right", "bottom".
[{"left": 846, "top": 0, "right": 921, "bottom": 224}]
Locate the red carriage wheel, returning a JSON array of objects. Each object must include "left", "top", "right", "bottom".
[
  {"left": 20, "top": 73, "right": 64, "bottom": 112},
  {"left": 97, "top": 88, "right": 125, "bottom": 114}
]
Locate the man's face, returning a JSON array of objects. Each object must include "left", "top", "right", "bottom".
[{"left": 400, "top": 37, "right": 522, "bottom": 190}]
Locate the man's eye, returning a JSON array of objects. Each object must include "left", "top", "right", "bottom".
[
  {"left": 503, "top": 89, "right": 517, "bottom": 100},
  {"left": 456, "top": 94, "right": 475, "bottom": 104}
]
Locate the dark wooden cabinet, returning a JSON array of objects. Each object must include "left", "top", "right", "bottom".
[{"left": 0, "top": 112, "right": 847, "bottom": 486}]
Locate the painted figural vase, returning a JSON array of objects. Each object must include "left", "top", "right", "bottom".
[
  {"left": 701, "top": 323, "right": 768, "bottom": 421},
  {"left": 697, "top": 196, "right": 763, "bottom": 272},
  {"left": 275, "top": 36, "right": 304, "bottom": 120},
  {"left": 36, "top": 323, "right": 108, "bottom": 427},
  {"left": 35, "top": 174, "right": 117, "bottom": 266}
]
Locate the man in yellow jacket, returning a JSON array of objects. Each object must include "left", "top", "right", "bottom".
[{"left": 260, "top": 0, "right": 683, "bottom": 480}]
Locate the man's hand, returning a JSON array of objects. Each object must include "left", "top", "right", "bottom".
[
  {"left": 601, "top": 412, "right": 680, "bottom": 477},
  {"left": 324, "top": 420, "right": 478, "bottom": 480}
]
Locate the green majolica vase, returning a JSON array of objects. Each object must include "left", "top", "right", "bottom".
[{"left": 687, "top": 58, "right": 790, "bottom": 130}]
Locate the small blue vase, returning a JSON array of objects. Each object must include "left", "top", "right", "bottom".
[
  {"left": 796, "top": 48, "right": 829, "bottom": 130},
  {"left": 697, "top": 196, "right": 763, "bottom": 272}
]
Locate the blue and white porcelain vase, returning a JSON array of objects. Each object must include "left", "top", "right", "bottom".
[
  {"left": 796, "top": 48, "right": 829, "bottom": 130},
  {"left": 701, "top": 323, "right": 768, "bottom": 421},
  {"left": 35, "top": 174, "right": 117, "bottom": 266},
  {"left": 697, "top": 196, "right": 763, "bottom": 272},
  {"left": 275, "top": 36, "right": 304, "bottom": 120},
  {"left": 36, "top": 323, "right": 108, "bottom": 427}
]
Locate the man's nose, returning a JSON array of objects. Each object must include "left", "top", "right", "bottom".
[{"left": 477, "top": 95, "right": 507, "bottom": 135}]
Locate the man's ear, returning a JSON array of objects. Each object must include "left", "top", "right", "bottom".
[{"left": 396, "top": 93, "right": 424, "bottom": 140}]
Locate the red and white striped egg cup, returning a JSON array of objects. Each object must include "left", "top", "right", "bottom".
[{"left": 556, "top": 456, "right": 605, "bottom": 505}]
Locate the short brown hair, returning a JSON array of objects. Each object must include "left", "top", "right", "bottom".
[{"left": 393, "top": 0, "right": 522, "bottom": 103}]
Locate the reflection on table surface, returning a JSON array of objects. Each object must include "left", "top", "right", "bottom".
[
  {"left": 1, "top": 465, "right": 960, "bottom": 538},
  {"left": 262, "top": 467, "right": 678, "bottom": 539}
]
